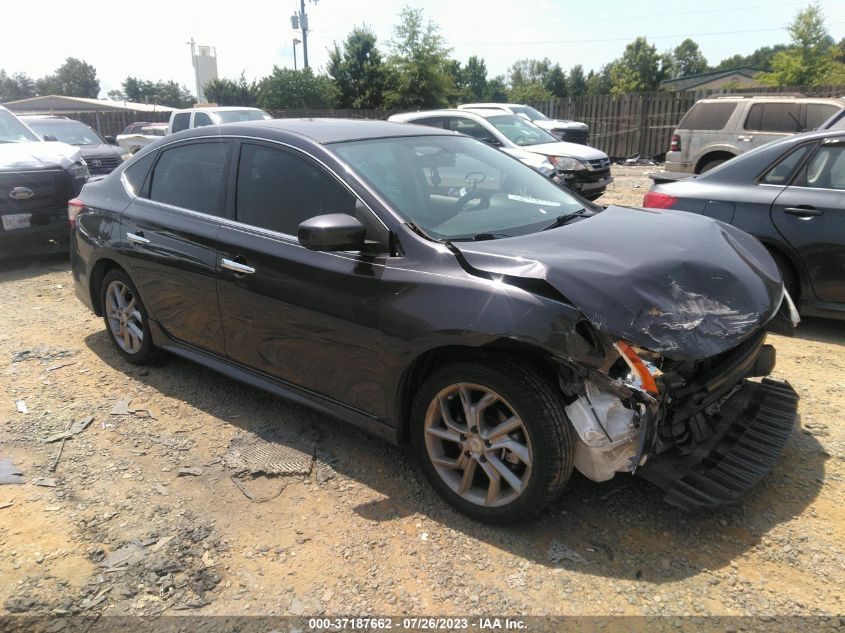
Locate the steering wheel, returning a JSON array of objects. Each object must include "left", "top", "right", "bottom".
[
  {"left": 454, "top": 190, "right": 492, "bottom": 212},
  {"left": 513, "top": 135, "right": 527, "bottom": 145}
]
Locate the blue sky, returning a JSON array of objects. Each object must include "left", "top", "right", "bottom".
[{"left": 2, "top": 0, "right": 845, "bottom": 98}]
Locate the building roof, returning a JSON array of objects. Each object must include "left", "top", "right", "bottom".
[
  {"left": 661, "top": 67, "right": 762, "bottom": 91},
  {"left": 1, "top": 95, "right": 175, "bottom": 113}
]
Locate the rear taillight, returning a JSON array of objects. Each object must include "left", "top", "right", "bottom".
[
  {"left": 670, "top": 134, "right": 681, "bottom": 152},
  {"left": 642, "top": 191, "right": 678, "bottom": 209},
  {"left": 68, "top": 198, "right": 84, "bottom": 228}
]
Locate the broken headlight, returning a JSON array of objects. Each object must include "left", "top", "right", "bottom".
[{"left": 613, "top": 341, "right": 662, "bottom": 395}]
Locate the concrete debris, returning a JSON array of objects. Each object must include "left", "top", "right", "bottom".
[
  {"left": 177, "top": 467, "right": 204, "bottom": 477},
  {"left": 548, "top": 540, "right": 587, "bottom": 565},
  {"left": 0, "top": 457, "right": 25, "bottom": 485},
  {"left": 11, "top": 346, "right": 77, "bottom": 363},
  {"left": 154, "top": 483, "right": 169, "bottom": 496},
  {"left": 43, "top": 415, "right": 94, "bottom": 443},
  {"left": 32, "top": 477, "right": 57, "bottom": 488},
  {"left": 110, "top": 398, "right": 133, "bottom": 415},
  {"left": 15, "top": 399, "right": 27, "bottom": 414},
  {"left": 46, "top": 361, "right": 76, "bottom": 372}
]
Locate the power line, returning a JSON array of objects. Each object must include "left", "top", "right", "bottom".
[
  {"left": 458, "top": 1, "right": 805, "bottom": 31},
  {"left": 447, "top": 21, "right": 845, "bottom": 47}
]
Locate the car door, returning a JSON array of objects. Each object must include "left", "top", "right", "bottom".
[
  {"left": 738, "top": 102, "right": 803, "bottom": 153},
  {"left": 770, "top": 138, "right": 845, "bottom": 304},
  {"left": 119, "top": 139, "right": 231, "bottom": 355},
  {"left": 215, "top": 140, "right": 394, "bottom": 417}
]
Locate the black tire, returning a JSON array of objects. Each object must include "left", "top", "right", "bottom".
[
  {"left": 410, "top": 357, "right": 574, "bottom": 524},
  {"left": 768, "top": 249, "right": 800, "bottom": 303},
  {"left": 698, "top": 158, "right": 726, "bottom": 174},
  {"left": 100, "top": 269, "right": 157, "bottom": 365}
]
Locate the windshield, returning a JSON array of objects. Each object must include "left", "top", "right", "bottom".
[
  {"left": 486, "top": 115, "right": 558, "bottom": 146},
  {"left": 0, "top": 109, "right": 40, "bottom": 143},
  {"left": 25, "top": 119, "right": 104, "bottom": 145},
  {"left": 216, "top": 109, "right": 271, "bottom": 124},
  {"left": 333, "top": 135, "right": 584, "bottom": 240},
  {"left": 510, "top": 106, "right": 548, "bottom": 121}
]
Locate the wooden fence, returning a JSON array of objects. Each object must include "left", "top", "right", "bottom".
[{"left": 47, "top": 83, "right": 845, "bottom": 158}]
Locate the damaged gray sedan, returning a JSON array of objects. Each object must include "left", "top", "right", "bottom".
[{"left": 71, "top": 120, "right": 799, "bottom": 523}]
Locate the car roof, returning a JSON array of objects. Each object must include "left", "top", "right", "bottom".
[
  {"left": 184, "top": 118, "right": 457, "bottom": 144},
  {"left": 390, "top": 109, "right": 513, "bottom": 122},
  {"left": 18, "top": 115, "right": 71, "bottom": 120},
  {"left": 172, "top": 106, "right": 266, "bottom": 114}
]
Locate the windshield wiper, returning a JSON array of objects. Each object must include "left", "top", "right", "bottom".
[
  {"left": 541, "top": 208, "right": 593, "bottom": 231},
  {"left": 449, "top": 232, "right": 512, "bottom": 242}
]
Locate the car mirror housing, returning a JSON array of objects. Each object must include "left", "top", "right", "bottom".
[
  {"left": 105, "top": 135, "right": 117, "bottom": 145},
  {"left": 298, "top": 214, "right": 366, "bottom": 252}
]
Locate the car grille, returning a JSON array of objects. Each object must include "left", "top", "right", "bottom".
[
  {"left": 555, "top": 128, "right": 589, "bottom": 144},
  {"left": 0, "top": 169, "right": 71, "bottom": 215},
  {"left": 585, "top": 158, "right": 611, "bottom": 171},
  {"left": 86, "top": 155, "right": 122, "bottom": 175}
]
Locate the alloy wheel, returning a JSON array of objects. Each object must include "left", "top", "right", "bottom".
[
  {"left": 104, "top": 280, "right": 144, "bottom": 354},
  {"left": 423, "top": 383, "right": 533, "bottom": 508}
]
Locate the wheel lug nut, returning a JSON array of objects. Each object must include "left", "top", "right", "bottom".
[
  {"left": 459, "top": 434, "right": 466, "bottom": 441},
  {"left": 479, "top": 455, "right": 487, "bottom": 463},
  {"left": 464, "top": 450, "right": 471, "bottom": 457}
]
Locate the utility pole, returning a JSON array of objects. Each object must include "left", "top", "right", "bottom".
[
  {"left": 290, "top": 1, "right": 311, "bottom": 69},
  {"left": 293, "top": 38, "right": 301, "bottom": 71}
]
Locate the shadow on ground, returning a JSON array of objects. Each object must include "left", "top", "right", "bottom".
[
  {"left": 85, "top": 329, "right": 828, "bottom": 584},
  {"left": 0, "top": 254, "right": 70, "bottom": 283},
  {"left": 793, "top": 316, "right": 845, "bottom": 347}
]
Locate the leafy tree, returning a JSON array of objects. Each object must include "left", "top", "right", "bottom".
[
  {"left": 257, "top": 67, "right": 339, "bottom": 109},
  {"left": 585, "top": 65, "right": 613, "bottom": 95},
  {"left": 566, "top": 65, "right": 587, "bottom": 97},
  {"left": 670, "top": 39, "right": 709, "bottom": 78},
  {"left": 204, "top": 73, "right": 259, "bottom": 107},
  {"left": 508, "top": 58, "right": 551, "bottom": 101},
  {"left": 0, "top": 70, "right": 36, "bottom": 101},
  {"left": 760, "top": 3, "right": 845, "bottom": 85},
  {"left": 385, "top": 7, "right": 453, "bottom": 109},
  {"left": 713, "top": 45, "right": 788, "bottom": 72},
  {"left": 544, "top": 63, "right": 567, "bottom": 98},
  {"left": 463, "top": 56, "right": 488, "bottom": 101},
  {"left": 484, "top": 75, "right": 508, "bottom": 101},
  {"left": 36, "top": 58, "right": 99, "bottom": 98},
  {"left": 327, "top": 26, "right": 389, "bottom": 108},
  {"left": 609, "top": 37, "right": 669, "bottom": 93},
  {"left": 110, "top": 77, "right": 195, "bottom": 108}
]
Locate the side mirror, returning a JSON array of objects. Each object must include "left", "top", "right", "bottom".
[
  {"left": 43, "top": 134, "right": 58, "bottom": 142},
  {"left": 105, "top": 135, "right": 117, "bottom": 145},
  {"left": 484, "top": 138, "right": 502, "bottom": 147},
  {"left": 298, "top": 214, "right": 365, "bottom": 252}
]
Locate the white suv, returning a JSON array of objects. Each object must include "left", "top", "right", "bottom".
[
  {"left": 459, "top": 103, "right": 589, "bottom": 144},
  {"left": 167, "top": 106, "right": 271, "bottom": 135}
]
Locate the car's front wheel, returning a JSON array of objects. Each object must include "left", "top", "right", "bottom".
[
  {"left": 411, "top": 358, "right": 574, "bottom": 523},
  {"left": 100, "top": 269, "right": 156, "bottom": 364}
]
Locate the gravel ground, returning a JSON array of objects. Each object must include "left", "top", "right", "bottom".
[{"left": 1, "top": 165, "right": 844, "bottom": 621}]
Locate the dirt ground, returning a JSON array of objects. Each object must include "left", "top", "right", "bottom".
[{"left": 1, "top": 165, "right": 844, "bottom": 621}]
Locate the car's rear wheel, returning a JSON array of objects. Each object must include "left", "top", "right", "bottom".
[
  {"left": 100, "top": 269, "right": 156, "bottom": 364},
  {"left": 411, "top": 358, "right": 574, "bottom": 523}
]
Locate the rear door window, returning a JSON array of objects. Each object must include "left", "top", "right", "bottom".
[
  {"left": 795, "top": 143, "right": 845, "bottom": 190},
  {"left": 193, "top": 112, "right": 214, "bottom": 127},
  {"left": 677, "top": 102, "right": 737, "bottom": 130},
  {"left": 170, "top": 113, "right": 190, "bottom": 133},
  {"left": 759, "top": 144, "right": 813, "bottom": 185},
  {"left": 123, "top": 151, "right": 157, "bottom": 195},
  {"left": 407, "top": 116, "right": 448, "bottom": 129},
  {"left": 744, "top": 103, "right": 802, "bottom": 133},
  {"left": 806, "top": 104, "right": 841, "bottom": 130},
  {"left": 147, "top": 141, "right": 230, "bottom": 215}
]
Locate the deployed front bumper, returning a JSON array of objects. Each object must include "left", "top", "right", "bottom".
[{"left": 638, "top": 378, "right": 798, "bottom": 509}]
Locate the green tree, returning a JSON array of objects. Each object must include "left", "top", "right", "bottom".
[
  {"left": 111, "top": 77, "right": 194, "bottom": 108},
  {"left": 257, "top": 67, "right": 339, "bottom": 109},
  {"left": 484, "top": 75, "right": 508, "bottom": 101},
  {"left": 328, "top": 26, "right": 389, "bottom": 108},
  {"left": 566, "top": 65, "right": 587, "bottom": 97},
  {"left": 670, "top": 39, "right": 709, "bottom": 78},
  {"left": 36, "top": 58, "right": 99, "bottom": 98},
  {"left": 385, "top": 7, "right": 453, "bottom": 109},
  {"left": 760, "top": 3, "right": 845, "bottom": 85},
  {"left": 713, "top": 45, "right": 788, "bottom": 72},
  {"left": 508, "top": 58, "right": 551, "bottom": 101},
  {"left": 0, "top": 70, "right": 36, "bottom": 101},
  {"left": 204, "top": 73, "right": 259, "bottom": 107},
  {"left": 463, "top": 56, "right": 488, "bottom": 101},
  {"left": 586, "top": 65, "right": 613, "bottom": 95},
  {"left": 609, "top": 37, "right": 669, "bottom": 93}
]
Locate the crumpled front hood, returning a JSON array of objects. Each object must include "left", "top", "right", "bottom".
[
  {"left": 0, "top": 141, "right": 82, "bottom": 171},
  {"left": 524, "top": 141, "right": 606, "bottom": 161},
  {"left": 452, "top": 205, "right": 783, "bottom": 359}
]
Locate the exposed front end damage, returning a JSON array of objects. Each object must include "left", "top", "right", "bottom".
[{"left": 554, "top": 297, "right": 799, "bottom": 509}]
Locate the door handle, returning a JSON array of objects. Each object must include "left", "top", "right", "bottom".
[
  {"left": 737, "top": 135, "right": 753, "bottom": 142},
  {"left": 784, "top": 207, "right": 823, "bottom": 217},
  {"left": 221, "top": 258, "right": 256, "bottom": 275},
  {"left": 126, "top": 232, "right": 150, "bottom": 245}
]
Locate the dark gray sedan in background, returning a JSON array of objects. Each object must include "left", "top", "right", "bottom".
[
  {"left": 22, "top": 115, "right": 127, "bottom": 176},
  {"left": 645, "top": 128, "right": 845, "bottom": 321}
]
